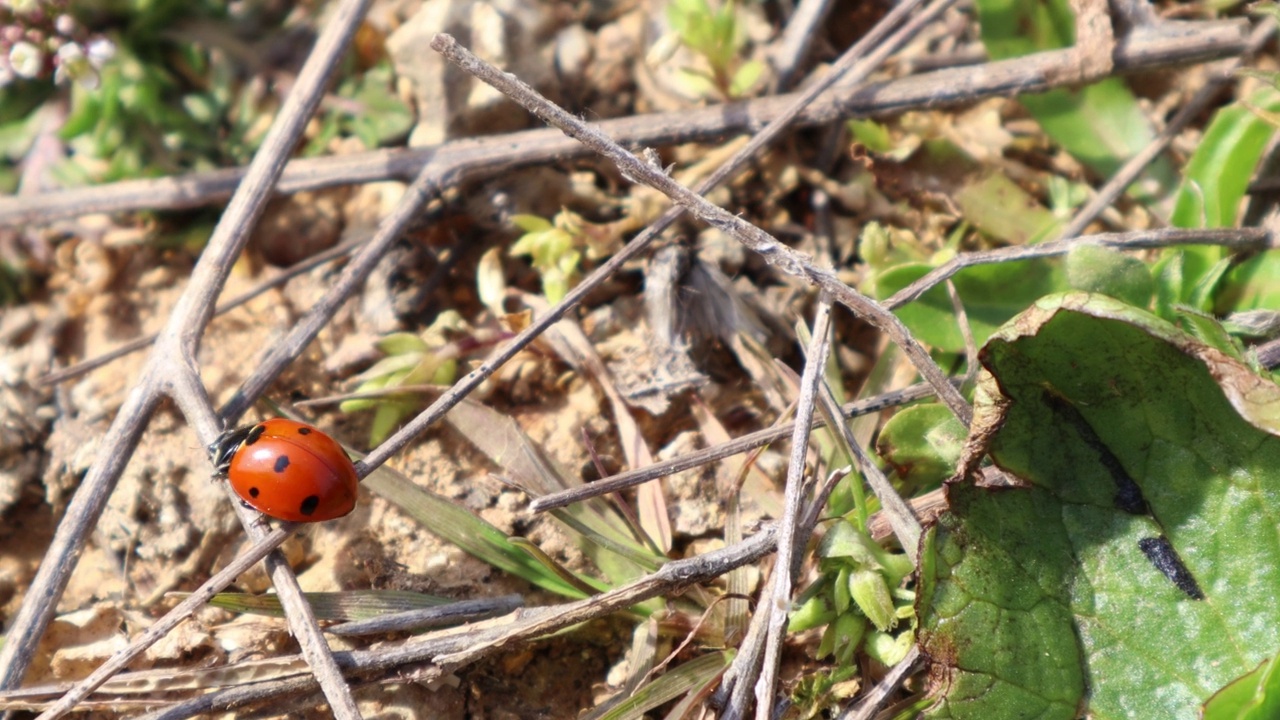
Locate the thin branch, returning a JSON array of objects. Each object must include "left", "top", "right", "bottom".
[
  {"left": 754, "top": 298, "right": 832, "bottom": 719},
  {"left": 354, "top": 0, "right": 955, "bottom": 482},
  {"left": 771, "top": 0, "right": 840, "bottom": 90},
  {"left": 811, "top": 378, "right": 922, "bottom": 559},
  {"left": 34, "top": 525, "right": 298, "bottom": 717},
  {"left": 328, "top": 595, "right": 525, "bottom": 637},
  {"left": 0, "top": 19, "right": 1247, "bottom": 228},
  {"left": 217, "top": 165, "right": 456, "bottom": 423},
  {"left": 138, "top": 527, "right": 779, "bottom": 720},
  {"left": 836, "top": 646, "right": 922, "bottom": 720},
  {"left": 32, "top": 18, "right": 921, "bottom": 701},
  {"left": 883, "top": 227, "right": 1270, "bottom": 310},
  {"left": 231, "top": 503, "right": 362, "bottom": 719}
]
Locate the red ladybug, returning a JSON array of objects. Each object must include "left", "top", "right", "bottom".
[{"left": 211, "top": 418, "right": 358, "bottom": 522}]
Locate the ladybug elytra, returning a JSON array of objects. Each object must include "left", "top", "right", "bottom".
[{"left": 211, "top": 418, "right": 358, "bottom": 522}]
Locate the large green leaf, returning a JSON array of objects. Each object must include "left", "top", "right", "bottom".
[{"left": 918, "top": 293, "right": 1280, "bottom": 719}]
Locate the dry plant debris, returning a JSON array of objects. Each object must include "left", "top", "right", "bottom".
[{"left": 0, "top": 0, "right": 1278, "bottom": 718}]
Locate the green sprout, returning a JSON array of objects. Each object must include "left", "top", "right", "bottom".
[
  {"left": 340, "top": 311, "right": 464, "bottom": 445},
  {"left": 509, "top": 209, "right": 615, "bottom": 304},
  {"left": 664, "top": 0, "right": 764, "bottom": 99},
  {"left": 789, "top": 519, "right": 916, "bottom": 668}
]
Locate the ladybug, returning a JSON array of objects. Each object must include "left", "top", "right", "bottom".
[{"left": 211, "top": 418, "right": 358, "bottom": 522}]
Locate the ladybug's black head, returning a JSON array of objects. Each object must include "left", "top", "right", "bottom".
[{"left": 209, "top": 423, "right": 259, "bottom": 474}]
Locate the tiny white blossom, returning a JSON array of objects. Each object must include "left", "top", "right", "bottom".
[
  {"left": 55, "top": 14, "right": 76, "bottom": 36},
  {"left": 9, "top": 40, "right": 43, "bottom": 78},
  {"left": 86, "top": 37, "right": 115, "bottom": 67},
  {"left": 0, "top": 61, "right": 14, "bottom": 87}
]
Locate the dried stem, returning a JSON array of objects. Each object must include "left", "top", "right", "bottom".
[
  {"left": 836, "top": 646, "right": 922, "bottom": 720},
  {"left": 0, "top": 19, "right": 1246, "bottom": 228},
  {"left": 432, "top": 32, "right": 970, "bottom": 423},
  {"left": 124, "top": 528, "right": 778, "bottom": 720},
  {"left": 754, "top": 298, "right": 832, "bottom": 718}
]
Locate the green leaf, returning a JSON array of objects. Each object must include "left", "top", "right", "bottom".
[
  {"left": 1203, "top": 657, "right": 1280, "bottom": 720},
  {"left": 849, "top": 569, "right": 896, "bottom": 633},
  {"left": 1171, "top": 86, "right": 1280, "bottom": 229},
  {"left": 1173, "top": 306, "right": 1245, "bottom": 361},
  {"left": 1064, "top": 244, "right": 1153, "bottom": 307},
  {"left": 377, "top": 332, "right": 430, "bottom": 355},
  {"left": 918, "top": 293, "right": 1280, "bottom": 719},
  {"left": 445, "top": 399, "right": 664, "bottom": 582},
  {"left": 362, "top": 465, "right": 594, "bottom": 599},
  {"left": 876, "top": 403, "right": 967, "bottom": 491},
  {"left": 818, "top": 611, "right": 867, "bottom": 665},
  {"left": 789, "top": 592, "right": 836, "bottom": 632},
  {"left": 729, "top": 59, "right": 764, "bottom": 97},
  {"left": 1164, "top": 85, "right": 1280, "bottom": 313},
  {"left": 953, "top": 171, "right": 1061, "bottom": 246},
  {"left": 511, "top": 214, "right": 553, "bottom": 233},
  {"left": 1221, "top": 251, "right": 1280, "bottom": 313},
  {"left": 207, "top": 590, "right": 448, "bottom": 620}
]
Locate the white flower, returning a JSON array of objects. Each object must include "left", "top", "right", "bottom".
[
  {"left": 0, "top": 61, "right": 14, "bottom": 88},
  {"left": 86, "top": 37, "right": 115, "bottom": 67},
  {"left": 8, "top": 40, "right": 43, "bottom": 79},
  {"left": 55, "top": 14, "right": 77, "bottom": 36}
]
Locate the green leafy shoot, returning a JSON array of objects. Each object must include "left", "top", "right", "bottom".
[
  {"left": 340, "top": 311, "right": 466, "bottom": 445},
  {"left": 664, "top": 0, "right": 764, "bottom": 99},
  {"left": 790, "top": 520, "right": 915, "bottom": 668},
  {"left": 305, "top": 61, "right": 413, "bottom": 156},
  {"left": 510, "top": 210, "right": 616, "bottom": 304},
  {"left": 788, "top": 666, "right": 862, "bottom": 720}
]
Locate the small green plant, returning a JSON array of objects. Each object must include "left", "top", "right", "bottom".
[
  {"left": 340, "top": 311, "right": 465, "bottom": 445},
  {"left": 790, "top": 520, "right": 916, "bottom": 668},
  {"left": 2, "top": 0, "right": 412, "bottom": 188},
  {"left": 664, "top": 0, "right": 764, "bottom": 99},
  {"left": 509, "top": 210, "right": 615, "bottom": 303}
]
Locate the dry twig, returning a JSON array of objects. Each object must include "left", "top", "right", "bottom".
[{"left": 0, "top": 20, "right": 1246, "bottom": 228}]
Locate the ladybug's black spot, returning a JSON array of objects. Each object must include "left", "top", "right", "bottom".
[
  {"left": 273, "top": 454, "right": 291, "bottom": 473},
  {"left": 248, "top": 487, "right": 261, "bottom": 498},
  {"left": 244, "top": 425, "right": 267, "bottom": 446},
  {"left": 299, "top": 495, "right": 320, "bottom": 516},
  {"left": 297, "top": 427, "right": 312, "bottom": 436}
]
